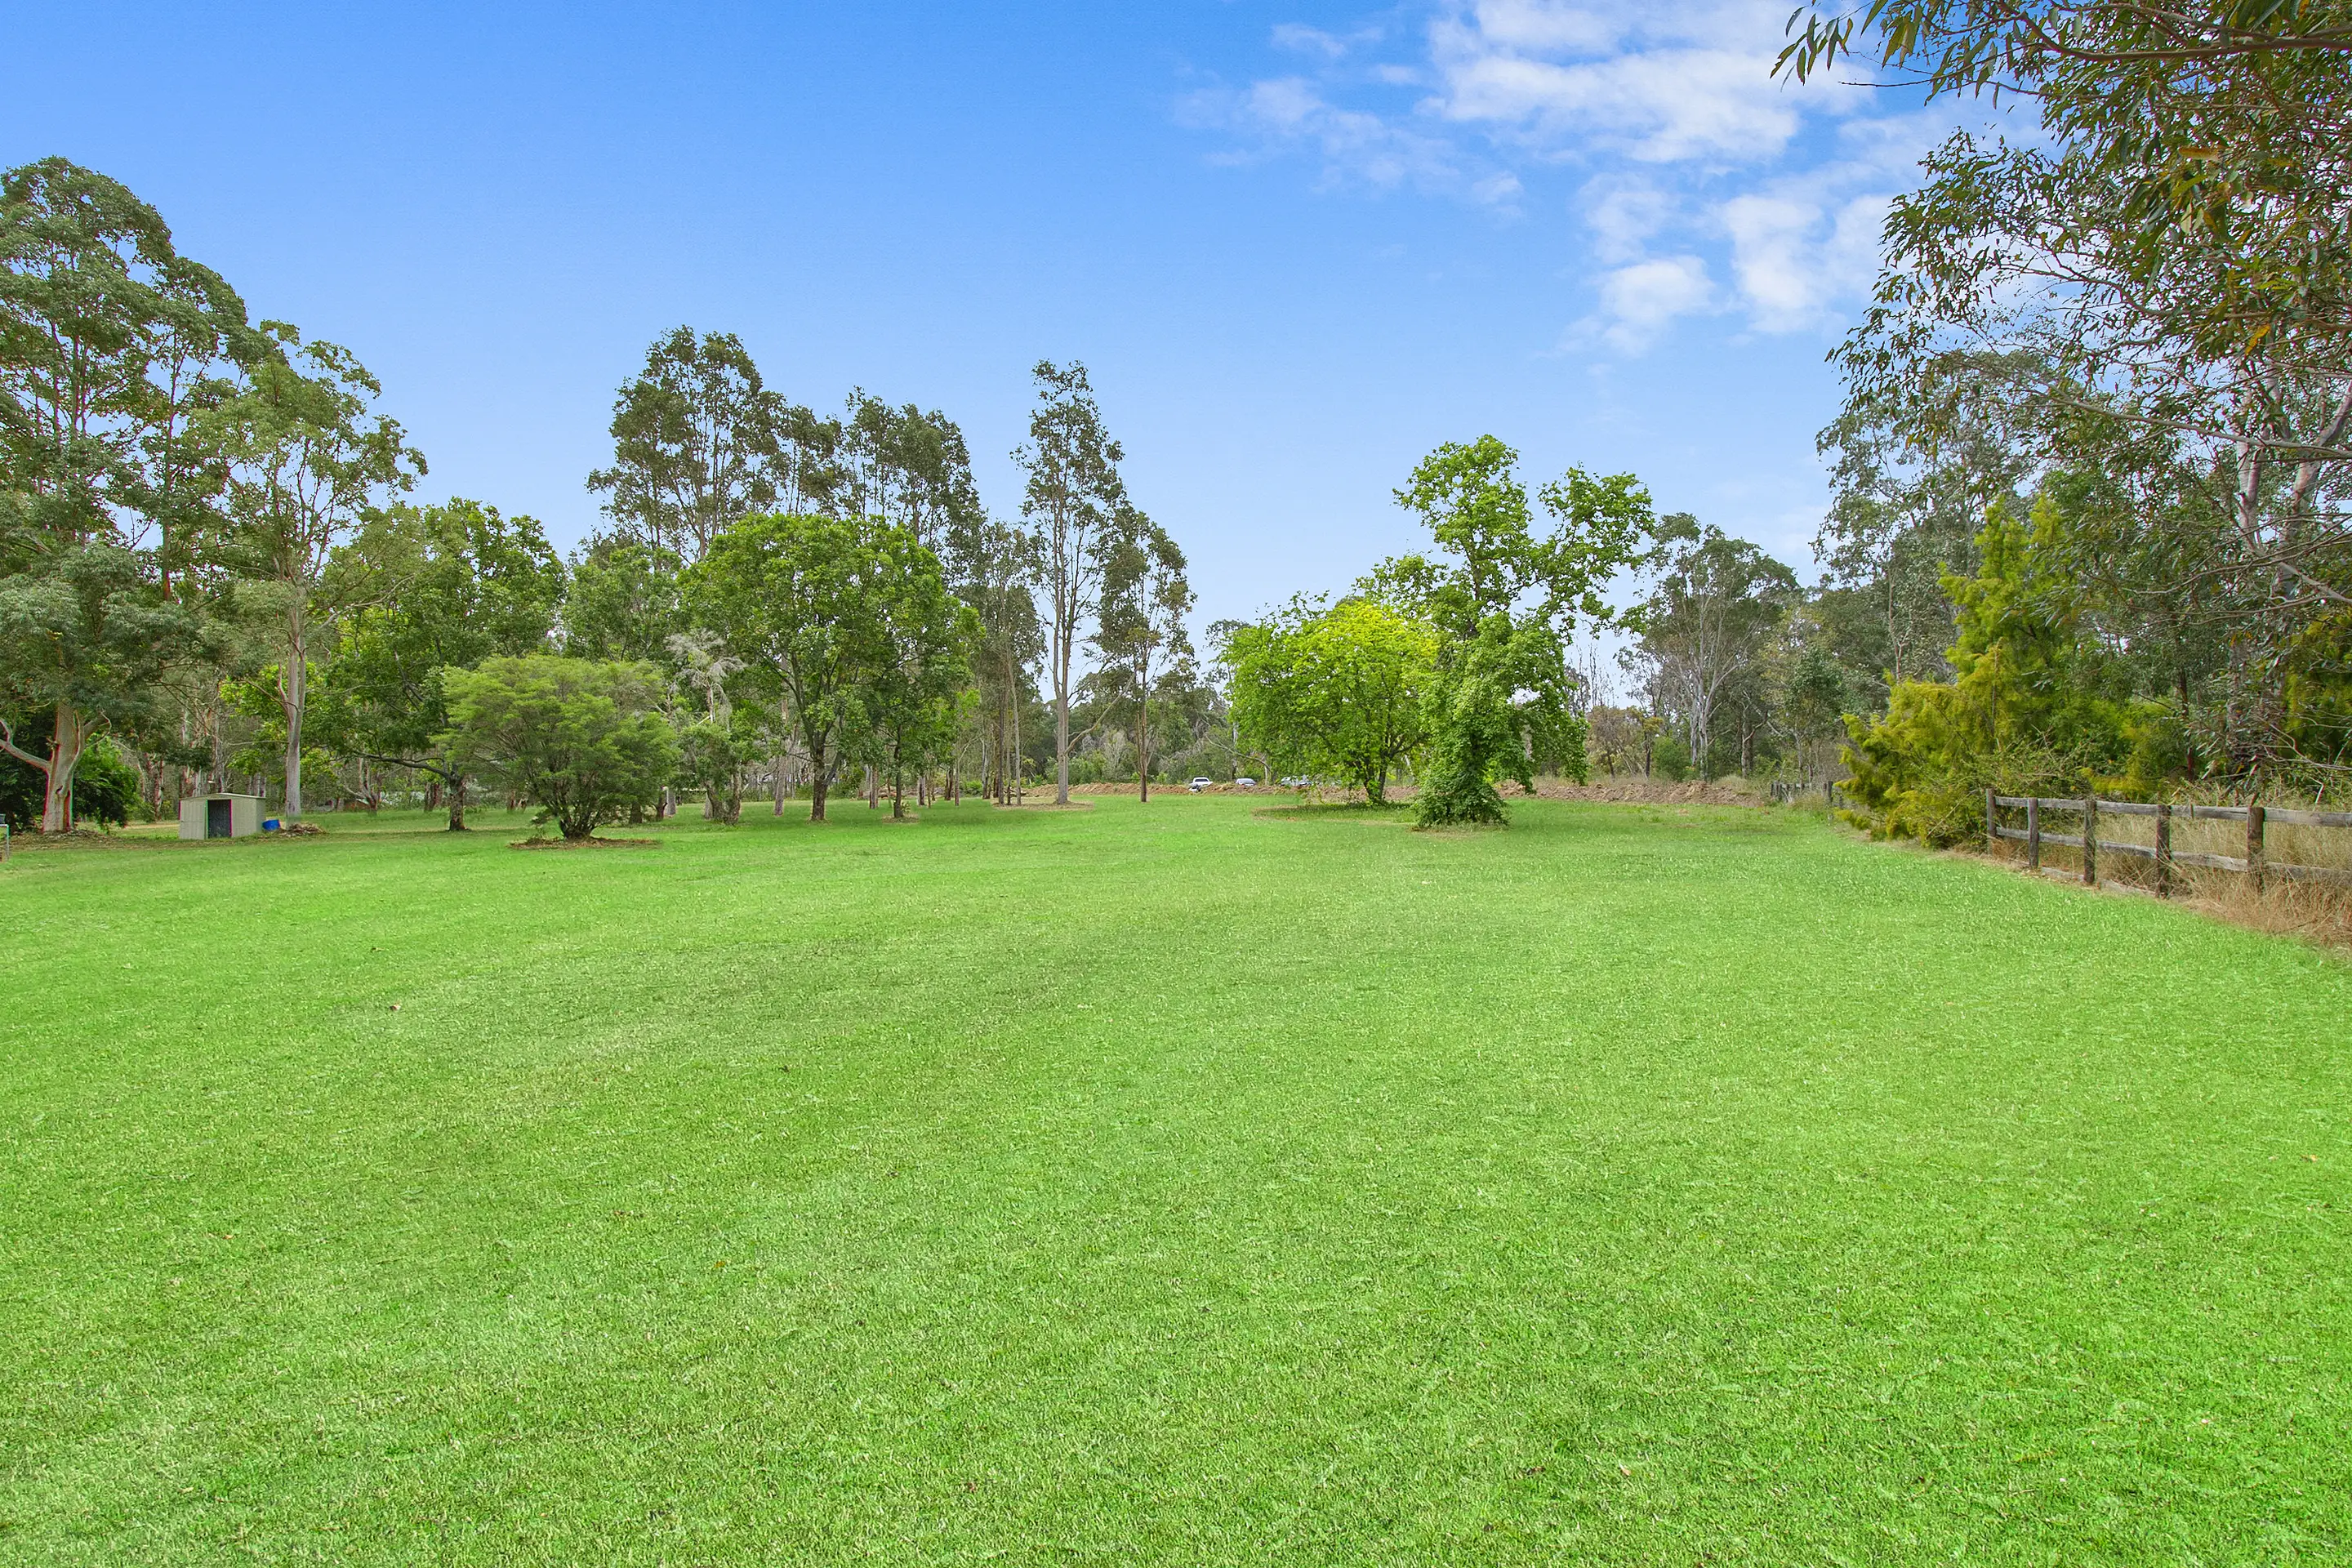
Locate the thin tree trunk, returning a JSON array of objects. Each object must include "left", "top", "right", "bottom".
[
  {"left": 448, "top": 773, "right": 467, "bottom": 831},
  {"left": 1054, "top": 645, "right": 1071, "bottom": 805},
  {"left": 280, "top": 596, "right": 310, "bottom": 821},
  {"left": 809, "top": 739, "right": 831, "bottom": 822}
]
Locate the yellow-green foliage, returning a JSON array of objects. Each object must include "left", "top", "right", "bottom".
[
  {"left": 1842, "top": 498, "right": 2180, "bottom": 843},
  {"left": 2285, "top": 608, "right": 2352, "bottom": 771},
  {"left": 1228, "top": 597, "right": 1439, "bottom": 802}
]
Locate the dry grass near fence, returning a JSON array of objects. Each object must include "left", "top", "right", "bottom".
[{"left": 1989, "top": 795, "right": 2352, "bottom": 950}]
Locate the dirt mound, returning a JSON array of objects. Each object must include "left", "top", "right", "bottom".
[
  {"left": 510, "top": 835, "right": 660, "bottom": 849},
  {"left": 1505, "top": 777, "right": 1769, "bottom": 807}
]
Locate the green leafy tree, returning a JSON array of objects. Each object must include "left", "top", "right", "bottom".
[
  {"left": 0, "top": 158, "right": 253, "bottom": 828},
  {"left": 1227, "top": 597, "right": 1437, "bottom": 804},
  {"left": 1377, "top": 438, "right": 1643, "bottom": 825},
  {"left": 1414, "top": 617, "right": 1587, "bottom": 826},
  {"left": 859, "top": 523, "right": 978, "bottom": 817},
  {"left": 316, "top": 499, "right": 565, "bottom": 828},
  {"left": 206, "top": 323, "right": 422, "bottom": 820},
  {"left": 440, "top": 657, "right": 677, "bottom": 840},
  {"left": 689, "top": 513, "right": 883, "bottom": 823},
  {"left": 562, "top": 535, "right": 686, "bottom": 665},
  {"left": 0, "top": 543, "right": 201, "bottom": 828},
  {"left": 1840, "top": 497, "right": 2172, "bottom": 841}
]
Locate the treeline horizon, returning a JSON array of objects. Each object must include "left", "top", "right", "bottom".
[{"left": 13, "top": 0, "right": 2352, "bottom": 851}]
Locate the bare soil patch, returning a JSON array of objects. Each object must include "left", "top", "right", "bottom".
[{"left": 510, "top": 835, "right": 660, "bottom": 849}]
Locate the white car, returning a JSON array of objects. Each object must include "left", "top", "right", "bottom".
[
  {"left": 1235, "top": 776, "right": 1257, "bottom": 789},
  {"left": 1189, "top": 777, "right": 1213, "bottom": 792}
]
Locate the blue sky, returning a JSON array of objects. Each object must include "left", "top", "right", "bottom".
[{"left": 5, "top": 2, "right": 1953, "bottom": 640}]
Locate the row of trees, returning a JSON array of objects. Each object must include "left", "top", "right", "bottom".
[{"left": 1, "top": 158, "right": 1225, "bottom": 834}]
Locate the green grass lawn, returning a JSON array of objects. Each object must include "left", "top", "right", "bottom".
[{"left": 2, "top": 796, "right": 2347, "bottom": 1564}]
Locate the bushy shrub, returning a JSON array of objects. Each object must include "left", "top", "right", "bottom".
[{"left": 441, "top": 657, "right": 679, "bottom": 840}]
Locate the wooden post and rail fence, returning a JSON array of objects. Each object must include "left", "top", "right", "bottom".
[{"left": 1983, "top": 791, "right": 2352, "bottom": 897}]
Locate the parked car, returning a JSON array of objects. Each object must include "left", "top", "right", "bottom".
[
  {"left": 1235, "top": 776, "right": 1257, "bottom": 788},
  {"left": 1189, "top": 777, "right": 1213, "bottom": 792}
]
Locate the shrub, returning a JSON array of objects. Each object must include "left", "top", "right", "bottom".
[{"left": 441, "top": 657, "right": 679, "bottom": 840}]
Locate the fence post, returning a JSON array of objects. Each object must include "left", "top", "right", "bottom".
[
  {"left": 2026, "top": 797, "right": 2040, "bottom": 872},
  {"left": 1986, "top": 788, "right": 1998, "bottom": 854},
  {"left": 2155, "top": 802, "right": 2172, "bottom": 897},
  {"left": 2247, "top": 803, "right": 2265, "bottom": 893},
  {"left": 2082, "top": 795, "right": 2099, "bottom": 887}
]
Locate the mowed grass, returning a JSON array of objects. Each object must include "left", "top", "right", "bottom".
[{"left": 2, "top": 796, "right": 2348, "bottom": 1566}]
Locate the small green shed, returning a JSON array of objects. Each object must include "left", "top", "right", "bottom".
[{"left": 178, "top": 792, "right": 264, "bottom": 840}]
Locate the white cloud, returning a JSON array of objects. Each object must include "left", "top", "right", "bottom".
[
  {"left": 1272, "top": 24, "right": 1351, "bottom": 59},
  {"left": 1427, "top": 38, "right": 1803, "bottom": 163},
  {"left": 1593, "top": 254, "right": 1713, "bottom": 350},
  {"left": 1183, "top": 3, "right": 1947, "bottom": 347},
  {"left": 1178, "top": 77, "right": 1472, "bottom": 196},
  {"left": 1582, "top": 176, "right": 1673, "bottom": 263},
  {"left": 1467, "top": 0, "right": 1622, "bottom": 54}
]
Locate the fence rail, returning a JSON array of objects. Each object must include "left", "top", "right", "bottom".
[{"left": 1984, "top": 791, "right": 2352, "bottom": 895}]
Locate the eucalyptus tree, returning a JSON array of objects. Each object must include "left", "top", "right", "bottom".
[
  {"left": 956, "top": 517, "right": 1042, "bottom": 802},
  {"left": 206, "top": 323, "right": 422, "bottom": 819},
  {"left": 1784, "top": 0, "right": 2352, "bottom": 777},
  {"left": 1013, "top": 359, "right": 1129, "bottom": 804},
  {"left": 588, "top": 327, "right": 833, "bottom": 564},
  {"left": 316, "top": 500, "right": 565, "bottom": 828},
  {"left": 1627, "top": 517, "right": 1800, "bottom": 778},
  {"left": 838, "top": 395, "right": 983, "bottom": 554},
  {"left": 1091, "top": 508, "right": 1192, "bottom": 800},
  {"left": 0, "top": 157, "right": 250, "bottom": 829}
]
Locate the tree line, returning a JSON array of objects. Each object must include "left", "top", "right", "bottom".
[{"left": 0, "top": 158, "right": 1233, "bottom": 836}]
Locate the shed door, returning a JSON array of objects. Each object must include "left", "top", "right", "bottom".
[{"left": 207, "top": 799, "right": 232, "bottom": 839}]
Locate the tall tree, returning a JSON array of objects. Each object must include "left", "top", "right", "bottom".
[
  {"left": 1787, "top": 0, "right": 2352, "bottom": 780},
  {"left": 587, "top": 327, "right": 826, "bottom": 564},
  {"left": 861, "top": 523, "right": 978, "bottom": 817},
  {"left": 956, "top": 517, "right": 1041, "bottom": 802},
  {"left": 207, "top": 323, "right": 422, "bottom": 820},
  {"left": 1628, "top": 517, "right": 1800, "bottom": 777},
  {"left": 1013, "top": 360, "right": 1128, "bottom": 805},
  {"left": 1092, "top": 508, "right": 1192, "bottom": 801},
  {"left": 0, "top": 158, "right": 247, "bottom": 829},
  {"left": 1375, "top": 437, "right": 1651, "bottom": 824}
]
